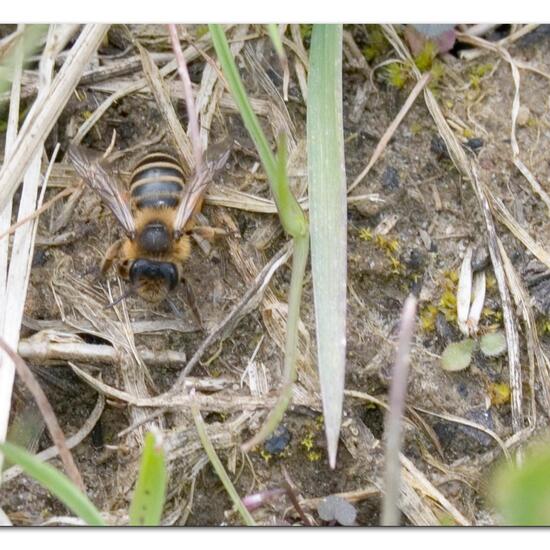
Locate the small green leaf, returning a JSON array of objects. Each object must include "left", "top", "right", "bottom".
[
  {"left": 441, "top": 339, "right": 475, "bottom": 371},
  {"left": 480, "top": 331, "right": 507, "bottom": 357},
  {"left": 129, "top": 432, "right": 167, "bottom": 526},
  {"left": 0, "top": 441, "right": 105, "bottom": 526},
  {"left": 491, "top": 443, "right": 550, "bottom": 525}
]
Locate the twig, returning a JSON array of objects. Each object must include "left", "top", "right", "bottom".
[
  {"left": 69, "top": 362, "right": 282, "bottom": 412},
  {"left": 17, "top": 339, "right": 187, "bottom": 368},
  {"left": 282, "top": 467, "right": 312, "bottom": 526},
  {"left": 381, "top": 295, "right": 417, "bottom": 526},
  {"left": 348, "top": 72, "right": 431, "bottom": 193},
  {"left": 0, "top": 338, "right": 84, "bottom": 491}
]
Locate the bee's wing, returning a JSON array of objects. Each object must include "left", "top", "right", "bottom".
[
  {"left": 67, "top": 145, "right": 137, "bottom": 237},
  {"left": 174, "top": 147, "right": 230, "bottom": 235}
]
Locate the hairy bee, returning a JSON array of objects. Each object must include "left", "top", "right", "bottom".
[{"left": 68, "top": 145, "right": 229, "bottom": 305}]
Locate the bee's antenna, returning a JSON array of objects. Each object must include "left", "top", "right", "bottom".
[{"left": 104, "top": 287, "right": 134, "bottom": 310}]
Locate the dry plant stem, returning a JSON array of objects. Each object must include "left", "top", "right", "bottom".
[
  {"left": 470, "top": 164, "right": 523, "bottom": 433},
  {"left": 400, "top": 454, "right": 469, "bottom": 526},
  {"left": 168, "top": 24, "right": 203, "bottom": 170},
  {"left": 348, "top": 72, "right": 431, "bottom": 193},
  {"left": 0, "top": 24, "right": 109, "bottom": 210},
  {"left": 0, "top": 507, "right": 11, "bottom": 526},
  {"left": 282, "top": 467, "right": 312, "bottom": 526},
  {"left": 190, "top": 392, "right": 256, "bottom": 526},
  {"left": 0, "top": 338, "right": 85, "bottom": 491},
  {"left": 497, "top": 240, "right": 550, "bottom": 419},
  {"left": 487, "top": 190, "right": 550, "bottom": 270},
  {"left": 173, "top": 244, "right": 291, "bottom": 385},
  {"left": 17, "top": 340, "right": 187, "bottom": 368},
  {"left": 70, "top": 362, "right": 289, "bottom": 412},
  {"left": 2, "top": 394, "right": 105, "bottom": 484},
  {"left": 0, "top": 23, "right": 24, "bottom": 355},
  {"left": 382, "top": 295, "right": 417, "bottom": 526},
  {"left": 413, "top": 405, "right": 511, "bottom": 462},
  {"left": 382, "top": 24, "right": 524, "bottom": 436}
]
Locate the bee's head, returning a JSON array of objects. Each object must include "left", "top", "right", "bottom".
[{"left": 129, "top": 259, "right": 179, "bottom": 303}]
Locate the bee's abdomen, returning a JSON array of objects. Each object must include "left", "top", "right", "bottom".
[{"left": 130, "top": 152, "right": 185, "bottom": 209}]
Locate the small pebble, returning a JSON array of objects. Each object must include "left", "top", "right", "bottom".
[
  {"left": 465, "top": 138, "right": 484, "bottom": 152},
  {"left": 263, "top": 425, "right": 291, "bottom": 455},
  {"left": 472, "top": 246, "right": 490, "bottom": 272},
  {"left": 381, "top": 166, "right": 400, "bottom": 191}
]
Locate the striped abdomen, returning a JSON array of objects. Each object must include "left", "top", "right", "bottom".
[{"left": 130, "top": 152, "right": 185, "bottom": 210}]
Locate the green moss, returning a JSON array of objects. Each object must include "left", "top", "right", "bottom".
[
  {"left": 362, "top": 25, "right": 389, "bottom": 61},
  {"left": 195, "top": 25, "right": 209, "bottom": 39},
  {"left": 385, "top": 62, "right": 409, "bottom": 89},
  {"left": 300, "top": 24, "right": 313, "bottom": 42},
  {"left": 420, "top": 305, "right": 439, "bottom": 332},
  {"left": 414, "top": 41, "right": 437, "bottom": 72},
  {"left": 410, "top": 121, "right": 423, "bottom": 135}
]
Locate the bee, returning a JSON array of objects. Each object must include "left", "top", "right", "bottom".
[{"left": 67, "top": 144, "right": 229, "bottom": 306}]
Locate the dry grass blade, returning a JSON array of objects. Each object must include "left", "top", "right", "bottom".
[
  {"left": 498, "top": 241, "right": 550, "bottom": 422},
  {"left": 382, "top": 295, "right": 417, "bottom": 526},
  {"left": 487, "top": 191, "right": 550, "bottom": 271},
  {"left": 1, "top": 25, "right": 81, "bottom": 473},
  {"left": 457, "top": 247, "right": 473, "bottom": 336},
  {"left": 348, "top": 71, "right": 431, "bottom": 193},
  {"left": 0, "top": 24, "right": 109, "bottom": 210},
  {"left": 413, "top": 405, "right": 511, "bottom": 462},
  {"left": 400, "top": 454, "right": 470, "bottom": 526},
  {"left": 0, "top": 338, "right": 85, "bottom": 491}
]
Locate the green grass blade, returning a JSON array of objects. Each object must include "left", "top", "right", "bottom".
[
  {"left": 191, "top": 397, "right": 256, "bottom": 526},
  {"left": 266, "top": 24, "right": 285, "bottom": 62},
  {"left": 129, "top": 431, "right": 167, "bottom": 526},
  {"left": 307, "top": 24, "right": 347, "bottom": 468},
  {"left": 0, "top": 441, "right": 105, "bottom": 526},
  {"left": 209, "top": 24, "right": 306, "bottom": 238}
]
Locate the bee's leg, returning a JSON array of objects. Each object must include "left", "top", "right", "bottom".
[
  {"left": 181, "top": 277, "right": 204, "bottom": 331},
  {"left": 100, "top": 239, "right": 125, "bottom": 276},
  {"left": 190, "top": 225, "right": 231, "bottom": 241}
]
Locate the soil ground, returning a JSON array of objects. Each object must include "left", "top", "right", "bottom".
[{"left": 1, "top": 24, "right": 549, "bottom": 526}]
